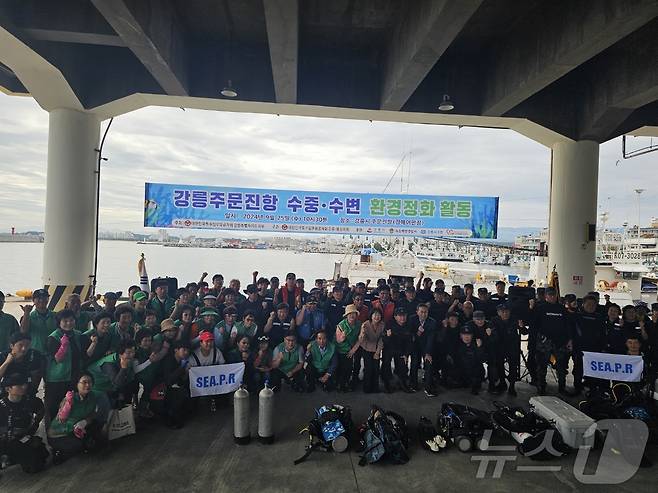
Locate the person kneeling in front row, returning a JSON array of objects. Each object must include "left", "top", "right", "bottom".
[
  {"left": 270, "top": 332, "right": 305, "bottom": 392},
  {"left": 47, "top": 373, "right": 108, "bottom": 465},
  {"left": 305, "top": 329, "right": 337, "bottom": 392},
  {"left": 0, "top": 373, "right": 48, "bottom": 474}
]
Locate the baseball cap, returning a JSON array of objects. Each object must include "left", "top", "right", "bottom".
[
  {"left": 2, "top": 372, "right": 28, "bottom": 387},
  {"left": 133, "top": 291, "right": 148, "bottom": 302},
  {"left": 104, "top": 291, "right": 120, "bottom": 300},
  {"left": 203, "top": 294, "right": 217, "bottom": 301},
  {"left": 496, "top": 303, "right": 510, "bottom": 311},
  {"left": 473, "top": 310, "right": 486, "bottom": 319},
  {"left": 199, "top": 331, "right": 215, "bottom": 342},
  {"left": 32, "top": 288, "right": 49, "bottom": 300},
  {"left": 394, "top": 307, "right": 407, "bottom": 316},
  {"left": 200, "top": 308, "right": 219, "bottom": 318},
  {"left": 460, "top": 326, "right": 474, "bottom": 335},
  {"left": 243, "top": 284, "right": 257, "bottom": 294}
]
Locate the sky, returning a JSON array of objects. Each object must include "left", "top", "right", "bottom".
[{"left": 0, "top": 92, "right": 656, "bottom": 235}]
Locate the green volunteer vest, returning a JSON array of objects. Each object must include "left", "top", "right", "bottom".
[
  {"left": 48, "top": 390, "right": 101, "bottom": 436},
  {"left": 276, "top": 342, "right": 300, "bottom": 373},
  {"left": 310, "top": 341, "right": 336, "bottom": 373},
  {"left": 45, "top": 328, "right": 82, "bottom": 383},
  {"left": 336, "top": 319, "right": 360, "bottom": 354},
  {"left": 88, "top": 352, "right": 129, "bottom": 392},
  {"left": 148, "top": 297, "right": 176, "bottom": 322},
  {"left": 28, "top": 309, "right": 56, "bottom": 354},
  {"left": 234, "top": 321, "right": 258, "bottom": 340}
]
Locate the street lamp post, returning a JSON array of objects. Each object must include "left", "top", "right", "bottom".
[{"left": 634, "top": 189, "right": 645, "bottom": 254}]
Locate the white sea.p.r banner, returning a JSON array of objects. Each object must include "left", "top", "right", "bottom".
[
  {"left": 583, "top": 351, "right": 644, "bottom": 382},
  {"left": 189, "top": 362, "right": 245, "bottom": 397}
]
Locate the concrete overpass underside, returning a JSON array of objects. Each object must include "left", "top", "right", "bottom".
[{"left": 0, "top": 0, "right": 658, "bottom": 302}]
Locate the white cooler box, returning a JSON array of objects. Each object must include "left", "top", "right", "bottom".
[{"left": 529, "top": 396, "right": 595, "bottom": 448}]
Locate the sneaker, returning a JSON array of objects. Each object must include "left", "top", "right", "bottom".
[{"left": 424, "top": 388, "right": 437, "bottom": 397}]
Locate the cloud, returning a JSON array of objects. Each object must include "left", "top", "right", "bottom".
[{"left": 0, "top": 92, "right": 656, "bottom": 235}]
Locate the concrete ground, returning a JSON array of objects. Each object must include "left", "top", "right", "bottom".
[{"left": 1, "top": 378, "right": 656, "bottom": 493}]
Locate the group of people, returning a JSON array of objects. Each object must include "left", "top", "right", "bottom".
[{"left": 1, "top": 269, "right": 657, "bottom": 473}]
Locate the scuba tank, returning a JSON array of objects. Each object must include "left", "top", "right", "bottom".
[
  {"left": 233, "top": 386, "right": 250, "bottom": 444},
  {"left": 258, "top": 382, "right": 275, "bottom": 444}
]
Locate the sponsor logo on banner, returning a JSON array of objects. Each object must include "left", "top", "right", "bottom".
[
  {"left": 188, "top": 362, "right": 245, "bottom": 397},
  {"left": 583, "top": 351, "right": 644, "bottom": 382}
]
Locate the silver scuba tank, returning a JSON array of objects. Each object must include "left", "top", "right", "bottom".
[
  {"left": 233, "top": 386, "right": 250, "bottom": 444},
  {"left": 258, "top": 382, "right": 275, "bottom": 444}
]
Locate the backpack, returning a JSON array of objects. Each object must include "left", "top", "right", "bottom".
[
  {"left": 294, "top": 404, "right": 352, "bottom": 465},
  {"left": 491, "top": 402, "right": 570, "bottom": 460},
  {"left": 358, "top": 406, "right": 409, "bottom": 466}
]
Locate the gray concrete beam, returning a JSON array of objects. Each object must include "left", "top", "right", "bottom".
[
  {"left": 263, "top": 0, "right": 298, "bottom": 104},
  {"left": 91, "top": 0, "right": 189, "bottom": 96},
  {"left": 23, "top": 28, "right": 125, "bottom": 47},
  {"left": 579, "top": 26, "right": 658, "bottom": 141},
  {"left": 482, "top": 0, "right": 658, "bottom": 117},
  {"left": 380, "top": 0, "right": 483, "bottom": 111}
]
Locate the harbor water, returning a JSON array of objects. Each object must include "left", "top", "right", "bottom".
[{"left": 1, "top": 241, "right": 526, "bottom": 295}]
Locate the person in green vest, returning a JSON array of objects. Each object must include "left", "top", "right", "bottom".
[
  {"left": 152, "top": 318, "right": 178, "bottom": 356},
  {"left": 173, "top": 304, "right": 198, "bottom": 348},
  {"left": 132, "top": 291, "right": 149, "bottom": 327},
  {"left": 44, "top": 309, "right": 83, "bottom": 421},
  {"left": 229, "top": 310, "right": 259, "bottom": 349},
  {"left": 139, "top": 309, "right": 159, "bottom": 334},
  {"left": 134, "top": 328, "right": 167, "bottom": 418},
  {"left": 109, "top": 305, "right": 136, "bottom": 352},
  {"left": 304, "top": 329, "right": 337, "bottom": 392},
  {"left": 19, "top": 288, "right": 56, "bottom": 355},
  {"left": 215, "top": 307, "right": 238, "bottom": 352},
  {"left": 335, "top": 304, "right": 361, "bottom": 392},
  {"left": 47, "top": 373, "right": 107, "bottom": 464},
  {"left": 271, "top": 332, "right": 305, "bottom": 392},
  {"left": 64, "top": 294, "right": 94, "bottom": 333},
  {"left": 148, "top": 280, "right": 176, "bottom": 323},
  {"left": 82, "top": 311, "right": 117, "bottom": 367},
  {"left": 0, "top": 291, "right": 19, "bottom": 352}
]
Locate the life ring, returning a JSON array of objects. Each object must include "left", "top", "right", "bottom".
[{"left": 15, "top": 289, "right": 33, "bottom": 299}]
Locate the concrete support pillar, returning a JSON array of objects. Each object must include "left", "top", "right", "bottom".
[
  {"left": 43, "top": 109, "right": 100, "bottom": 310},
  {"left": 548, "top": 140, "right": 600, "bottom": 297}
]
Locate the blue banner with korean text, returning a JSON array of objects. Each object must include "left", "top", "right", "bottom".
[{"left": 144, "top": 183, "right": 499, "bottom": 238}]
